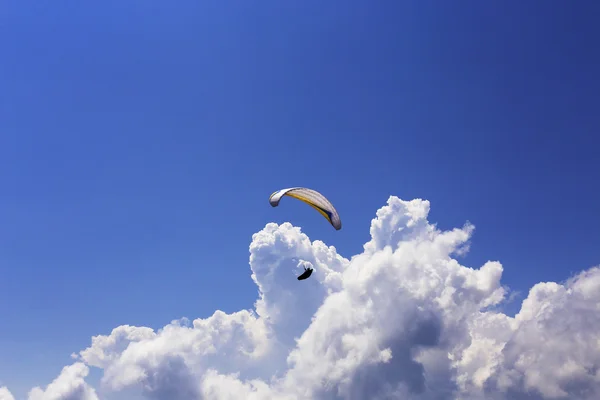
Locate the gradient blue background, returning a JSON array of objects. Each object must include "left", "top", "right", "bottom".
[{"left": 1, "top": 1, "right": 598, "bottom": 397}]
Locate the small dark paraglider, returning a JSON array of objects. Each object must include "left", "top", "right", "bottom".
[
  {"left": 297, "top": 265, "right": 313, "bottom": 280},
  {"left": 268, "top": 187, "right": 340, "bottom": 282}
]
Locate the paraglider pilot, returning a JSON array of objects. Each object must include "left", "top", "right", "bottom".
[{"left": 297, "top": 265, "right": 313, "bottom": 280}]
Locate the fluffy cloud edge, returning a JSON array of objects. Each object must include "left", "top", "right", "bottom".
[{"left": 5, "top": 196, "right": 600, "bottom": 400}]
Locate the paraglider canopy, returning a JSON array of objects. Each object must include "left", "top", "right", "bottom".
[{"left": 269, "top": 187, "right": 342, "bottom": 230}]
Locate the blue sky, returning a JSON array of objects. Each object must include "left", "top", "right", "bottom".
[{"left": 1, "top": 1, "right": 599, "bottom": 398}]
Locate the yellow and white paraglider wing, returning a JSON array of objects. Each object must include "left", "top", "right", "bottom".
[{"left": 269, "top": 187, "right": 342, "bottom": 230}]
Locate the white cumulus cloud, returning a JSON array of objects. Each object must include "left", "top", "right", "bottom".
[
  {"left": 0, "top": 387, "right": 16, "bottom": 400},
  {"left": 5, "top": 196, "right": 600, "bottom": 400},
  {"left": 27, "top": 363, "right": 98, "bottom": 400}
]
